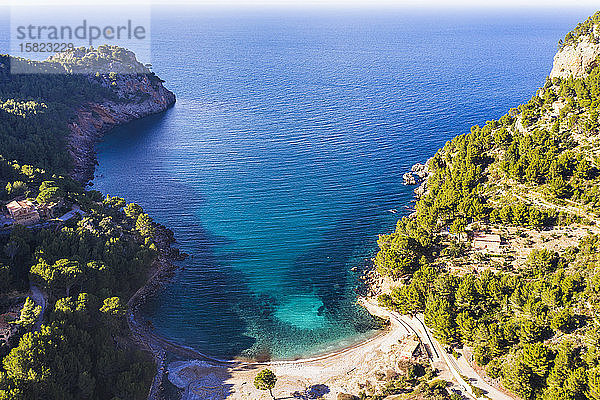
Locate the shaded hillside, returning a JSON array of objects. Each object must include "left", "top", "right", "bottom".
[{"left": 0, "top": 47, "right": 177, "bottom": 400}]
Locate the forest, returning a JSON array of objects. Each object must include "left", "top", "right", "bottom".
[
  {"left": 1, "top": 10, "right": 600, "bottom": 400},
  {"left": 376, "top": 11, "right": 600, "bottom": 400},
  {"left": 0, "top": 46, "right": 168, "bottom": 399}
]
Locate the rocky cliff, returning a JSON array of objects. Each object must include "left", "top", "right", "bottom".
[
  {"left": 52, "top": 46, "right": 176, "bottom": 183},
  {"left": 550, "top": 13, "right": 600, "bottom": 79},
  {"left": 550, "top": 38, "right": 600, "bottom": 79}
]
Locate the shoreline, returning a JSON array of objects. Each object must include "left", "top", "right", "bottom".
[
  {"left": 123, "top": 239, "right": 402, "bottom": 398},
  {"left": 117, "top": 185, "right": 410, "bottom": 398},
  {"left": 68, "top": 68, "right": 419, "bottom": 398},
  {"left": 68, "top": 74, "right": 176, "bottom": 184},
  {"left": 63, "top": 70, "right": 184, "bottom": 396},
  {"left": 162, "top": 297, "right": 416, "bottom": 400},
  {"left": 128, "top": 293, "right": 391, "bottom": 366}
]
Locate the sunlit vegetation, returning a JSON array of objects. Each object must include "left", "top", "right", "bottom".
[
  {"left": 377, "top": 17, "right": 600, "bottom": 400},
  {"left": 0, "top": 47, "right": 167, "bottom": 399}
]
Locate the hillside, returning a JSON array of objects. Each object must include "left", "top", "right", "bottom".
[
  {"left": 0, "top": 46, "right": 177, "bottom": 399},
  {"left": 0, "top": 45, "right": 175, "bottom": 183},
  {"left": 373, "top": 10, "right": 600, "bottom": 400}
]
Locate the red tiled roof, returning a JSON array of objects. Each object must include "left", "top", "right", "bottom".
[{"left": 6, "top": 200, "right": 35, "bottom": 212}]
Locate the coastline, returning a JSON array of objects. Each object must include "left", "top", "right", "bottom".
[
  {"left": 161, "top": 297, "right": 417, "bottom": 400},
  {"left": 6, "top": 10, "right": 599, "bottom": 399},
  {"left": 63, "top": 70, "right": 185, "bottom": 397},
  {"left": 128, "top": 297, "right": 391, "bottom": 366},
  {"left": 68, "top": 73, "right": 176, "bottom": 183},
  {"left": 123, "top": 238, "right": 403, "bottom": 399},
  {"left": 66, "top": 67, "right": 423, "bottom": 398}
]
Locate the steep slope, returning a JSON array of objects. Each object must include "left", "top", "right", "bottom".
[
  {"left": 1, "top": 45, "right": 176, "bottom": 183},
  {"left": 551, "top": 12, "right": 600, "bottom": 79},
  {"left": 373, "top": 10, "right": 600, "bottom": 400},
  {"left": 0, "top": 47, "right": 177, "bottom": 400},
  {"left": 56, "top": 47, "right": 176, "bottom": 182}
]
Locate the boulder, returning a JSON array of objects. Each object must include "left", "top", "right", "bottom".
[
  {"left": 337, "top": 394, "right": 360, "bottom": 400},
  {"left": 403, "top": 172, "right": 416, "bottom": 185}
]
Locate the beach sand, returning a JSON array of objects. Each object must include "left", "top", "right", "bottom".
[{"left": 164, "top": 299, "right": 438, "bottom": 400}]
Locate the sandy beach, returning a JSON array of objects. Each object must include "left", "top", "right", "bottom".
[
  {"left": 123, "top": 221, "right": 433, "bottom": 400},
  {"left": 160, "top": 299, "right": 449, "bottom": 400}
]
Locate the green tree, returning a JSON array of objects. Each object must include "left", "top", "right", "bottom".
[
  {"left": 0, "top": 264, "right": 12, "bottom": 293},
  {"left": 135, "top": 213, "right": 155, "bottom": 238},
  {"left": 100, "top": 296, "right": 126, "bottom": 332},
  {"left": 449, "top": 217, "right": 467, "bottom": 242},
  {"left": 374, "top": 234, "right": 422, "bottom": 278},
  {"left": 17, "top": 297, "right": 41, "bottom": 331},
  {"left": 36, "top": 181, "right": 64, "bottom": 204},
  {"left": 124, "top": 203, "right": 143, "bottom": 220},
  {"left": 30, "top": 259, "right": 83, "bottom": 297},
  {"left": 502, "top": 359, "right": 534, "bottom": 400},
  {"left": 526, "top": 249, "right": 559, "bottom": 274},
  {"left": 588, "top": 367, "right": 600, "bottom": 400},
  {"left": 455, "top": 311, "right": 477, "bottom": 343},
  {"left": 522, "top": 342, "right": 551, "bottom": 378},
  {"left": 550, "top": 308, "right": 575, "bottom": 333},
  {"left": 424, "top": 293, "right": 455, "bottom": 344},
  {"left": 99, "top": 297, "right": 126, "bottom": 318},
  {"left": 103, "top": 195, "right": 126, "bottom": 209},
  {"left": 254, "top": 369, "right": 277, "bottom": 400}
]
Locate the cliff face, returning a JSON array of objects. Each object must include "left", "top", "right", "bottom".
[
  {"left": 550, "top": 38, "right": 600, "bottom": 79},
  {"left": 550, "top": 22, "right": 600, "bottom": 79},
  {"left": 57, "top": 47, "right": 176, "bottom": 183},
  {"left": 68, "top": 74, "right": 175, "bottom": 183}
]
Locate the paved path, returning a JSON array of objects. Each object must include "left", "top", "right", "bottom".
[
  {"left": 406, "top": 313, "right": 514, "bottom": 400},
  {"left": 396, "top": 313, "right": 475, "bottom": 399},
  {"left": 132, "top": 295, "right": 513, "bottom": 400},
  {"left": 453, "top": 353, "right": 514, "bottom": 400}
]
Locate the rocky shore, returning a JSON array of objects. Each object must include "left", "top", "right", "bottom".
[
  {"left": 68, "top": 76, "right": 176, "bottom": 183},
  {"left": 61, "top": 48, "right": 177, "bottom": 183},
  {"left": 57, "top": 47, "right": 180, "bottom": 398},
  {"left": 57, "top": 47, "right": 180, "bottom": 313},
  {"left": 402, "top": 160, "right": 430, "bottom": 199},
  {"left": 128, "top": 223, "right": 185, "bottom": 314}
]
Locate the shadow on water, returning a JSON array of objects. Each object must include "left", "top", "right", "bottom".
[
  {"left": 97, "top": 108, "right": 171, "bottom": 150},
  {"left": 140, "top": 213, "right": 261, "bottom": 358},
  {"left": 284, "top": 200, "right": 386, "bottom": 330},
  {"left": 95, "top": 110, "right": 264, "bottom": 358},
  {"left": 96, "top": 101, "right": 394, "bottom": 362}
]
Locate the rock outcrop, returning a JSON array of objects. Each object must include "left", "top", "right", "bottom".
[
  {"left": 61, "top": 47, "right": 176, "bottom": 183},
  {"left": 550, "top": 39, "right": 600, "bottom": 79},
  {"left": 402, "top": 172, "right": 416, "bottom": 185},
  {"left": 403, "top": 161, "right": 429, "bottom": 187},
  {"left": 550, "top": 22, "right": 600, "bottom": 80}
]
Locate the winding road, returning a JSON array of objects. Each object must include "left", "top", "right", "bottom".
[
  {"left": 398, "top": 313, "right": 514, "bottom": 400},
  {"left": 132, "top": 295, "right": 514, "bottom": 400}
]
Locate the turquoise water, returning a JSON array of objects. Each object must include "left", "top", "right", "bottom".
[{"left": 93, "top": 7, "right": 592, "bottom": 360}]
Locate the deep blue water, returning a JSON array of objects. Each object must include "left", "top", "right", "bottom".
[{"left": 92, "top": 7, "right": 593, "bottom": 359}]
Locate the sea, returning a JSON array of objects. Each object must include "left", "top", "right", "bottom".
[{"left": 90, "top": 6, "right": 593, "bottom": 360}]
